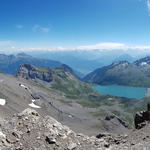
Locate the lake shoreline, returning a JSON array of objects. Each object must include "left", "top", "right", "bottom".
[{"left": 93, "top": 85, "right": 147, "bottom": 100}]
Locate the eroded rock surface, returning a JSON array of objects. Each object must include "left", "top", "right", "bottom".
[
  {"left": 134, "top": 103, "right": 150, "bottom": 129},
  {"left": 17, "top": 64, "right": 53, "bottom": 82},
  {"left": 0, "top": 108, "right": 109, "bottom": 150},
  {"left": 1, "top": 108, "right": 150, "bottom": 149}
]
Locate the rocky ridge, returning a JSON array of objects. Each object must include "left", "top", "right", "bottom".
[
  {"left": 0, "top": 53, "right": 62, "bottom": 75},
  {"left": 1, "top": 108, "right": 150, "bottom": 149},
  {"left": 83, "top": 59, "right": 150, "bottom": 87},
  {"left": 17, "top": 64, "right": 53, "bottom": 82},
  {"left": 0, "top": 108, "right": 111, "bottom": 150}
]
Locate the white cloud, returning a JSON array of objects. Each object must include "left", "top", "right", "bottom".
[
  {"left": 32, "top": 25, "right": 40, "bottom": 32},
  {"left": 24, "top": 46, "right": 75, "bottom": 52},
  {"left": 77, "top": 42, "right": 127, "bottom": 51},
  {"left": 130, "top": 45, "right": 150, "bottom": 50},
  {"left": 40, "top": 27, "right": 50, "bottom": 33},
  {"left": 0, "top": 41, "right": 11, "bottom": 45},
  {"left": 147, "top": 0, "right": 150, "bottom": 9},
  {"left": 147, "top": 0, "right": 150, "bottom": 14},
  {"left": 1, "top": 42, "right": 150, "bottom": 53},
  {"left": 32, "top": 25, "right": 50, "bottom": 33},
  {"left": 16, "top": 25, "right": 23, "bottom": 29},
  {"left": 11, "top": 46, "right": 16, "bottom": 49},
  {"left": 0, "top": 41, "right": 15, "bottom": 53},
  {"left": 139, "top": 0, "right": 150, "bottom": 15}
]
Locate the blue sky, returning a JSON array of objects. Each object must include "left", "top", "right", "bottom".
[{"left": 0, "top": 0, "right": 150, "bottom": 52}]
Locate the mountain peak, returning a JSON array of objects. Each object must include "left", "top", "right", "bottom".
[
  {"left": 58, "top": 64, "right": 74, "bottom": 74},
  {"left": 111, "top": 60, "right": 129, "bottom": 66},
  {"left": 16, "top": 52, "right": 31, "bottom": 57},
  {"left": 83, "top": 59, "right": 150, "bottom": 87},
  {"left": 134, "top": 56, "right": 150, "bottom": 66}
]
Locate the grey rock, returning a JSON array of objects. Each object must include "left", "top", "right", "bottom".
[
  {"left": 67, "top": 142, "right": 77, "bottom": 150},
  {"left": 17, "top": 64, "right": 53, "bottom": 82},
  {"left": 134, "top": 103, "right": 150, "bottom": 129},
  {"left": 105, "top": 114, "right": 129, "bottom": 128},
  {"left": 0, "top": 108, "right": 108, "bottom": 150}
]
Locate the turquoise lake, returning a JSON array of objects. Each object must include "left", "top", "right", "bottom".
[{"left": 92, "top": 85, "right": 147, "bottom": 99}]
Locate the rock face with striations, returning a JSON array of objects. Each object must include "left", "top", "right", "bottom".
[
  {"left": 17, "top": 64, "right": 53, "bottom": 82},
  {"left": 17, "top": 64, "right": 75, "bottom": 83},
  {"left": 105, "top": 114, "right": 129, "bottom": 128}
]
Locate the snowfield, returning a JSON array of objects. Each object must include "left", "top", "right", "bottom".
[
  {"left": 0, "top": 99, "right": 6, "bottom": 105},
  {"left": 141, "top": 62, "right": 147, "bottom": 66},
  {"left": 19, "top": 84, "right": 28, "bottom": 89},
  {"left": 29, "top": 100, "right": 41, "bottom": 109},
  {"left": 0, "top": 131, "right": 6, "bottom": 138}
]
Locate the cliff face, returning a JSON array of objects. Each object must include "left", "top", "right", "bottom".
[{"left": 17, "top": 64, "right": 53, "bottom": 82}]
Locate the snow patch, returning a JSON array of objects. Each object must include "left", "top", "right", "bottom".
[
  {"left": 0, "top": 99, "right": 6, "bottom": 105},
  {"left": 141, "top": 62, "right": 147, "bottom": 66},
  {"left": 121, "top": 63, "right": 128, "bottom": 67},
  {"left": 29, "top": 100, "right": 41, "bottom": 109},
  {"left": 0, "top": 79, "right": 4, "bottom": 83},
  {"left": 0, "top": 131, "right": 6, "bottom": 138},
  {"left": 19, "top": 84, "right": 28, "bottom": 89},
  {"left": 68, "top": 115, "right": 73, "bottom": 118}
]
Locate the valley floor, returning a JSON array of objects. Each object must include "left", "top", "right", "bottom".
[{"left": 0, "top": 73, "right": 130, "bottom": 136}]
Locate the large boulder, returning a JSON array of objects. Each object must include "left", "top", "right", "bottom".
[
  {"left": 105, "top": 114, "right": 128, "bottom": 128},
  {"left": 134, "top": 103, "right": 150, "bottom": 129}
]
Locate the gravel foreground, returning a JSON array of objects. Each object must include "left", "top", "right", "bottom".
[{"left": 0, "top": 108, "right": 150, "bottom": 150}]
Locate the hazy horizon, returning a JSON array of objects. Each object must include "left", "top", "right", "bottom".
[{"left": 0, "top": 0, "right": 150, "bottom": 54}]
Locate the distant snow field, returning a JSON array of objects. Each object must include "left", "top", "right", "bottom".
[
  {"left": 29, "top": 100, "right": 41, "bottom": 108},
  {"left": 0, "top": 99, "right": 6, "bottom": 105},
  {"left": 141, "top": 62, "right": 147, "bottom": 66}
]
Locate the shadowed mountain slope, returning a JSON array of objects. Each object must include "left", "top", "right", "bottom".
[{"left": 83, "top": 60, "right": 150, "bottom": 87}]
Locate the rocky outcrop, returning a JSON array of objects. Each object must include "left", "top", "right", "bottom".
[
  {"left": 2, "top": 108, "right": 150, "bottom": 149},
  {"left": 0, "top": 108, "right": 110, "bottom": 150},
  {"left": 17, "top": 64, "right": 53, "bottom": 82},
  {"left": 134, "top": 103, "right": 150, "bottom": 129},
  {"left": 105, "top": 114, "right": 129, "bottom": 128}
]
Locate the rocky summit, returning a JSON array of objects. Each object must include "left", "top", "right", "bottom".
[
  {"left": 1, "top": 108, "right": 150, "bottom": 150},
  {"left": 0, "top": 108, "right": 112, "bottom": 150}
]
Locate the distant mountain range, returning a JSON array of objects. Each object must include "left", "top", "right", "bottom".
[
  {"left": 0, "top": 53, "right": 62, "bottom": 74},
  {"left": 27, "top": 50, "right": 139, "bottom": 75},
  {"left": 83, "top": 56, "right": 150, "bottom": 87},
  {"left": 2, "top": 52, "right": 150, "bottom": 87}
]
